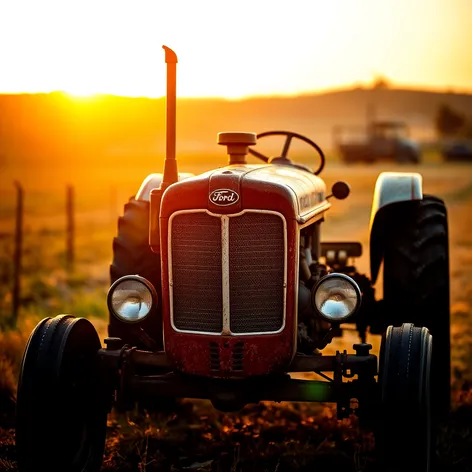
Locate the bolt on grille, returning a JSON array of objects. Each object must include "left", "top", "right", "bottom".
[{"left": 170, "top": 210, "right": 286, "bottom": 335}]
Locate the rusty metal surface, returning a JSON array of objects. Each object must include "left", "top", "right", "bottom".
[
  {"left": 163, "top": 333, "right": 296, "bottom": 378},
  {"left": 156, "top": 161, "right": 330, "bottom": 378},
  {"left": 159, "top": 163, "right": 329, "bottom": 222},
  {"left": 160, "top": 213, "right": 299, "bottom": 377}
]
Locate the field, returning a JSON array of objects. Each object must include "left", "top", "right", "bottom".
[{"left": 1, "top": 156, "right": 472, "bottom": 471}]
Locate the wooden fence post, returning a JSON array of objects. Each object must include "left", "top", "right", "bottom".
[
  {"left": 66, "top": 185, "right": 75, "bottom": 271},
  {"left": 12, "top": 181, "right": 23, "bottom": 327}
]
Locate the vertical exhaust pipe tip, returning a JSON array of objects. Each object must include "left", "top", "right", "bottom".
[
  {"left": 162, "top": 45, "right": 178, "bottom": 64},
  {"left": 161, "top": 45, "right": 179, "bottom": 188}
]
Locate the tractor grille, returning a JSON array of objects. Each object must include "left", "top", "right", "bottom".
[
  {"left": 170, "top": 210, "right": 286, "bottom": 335},
  {"left": 171, "top": 213, "right": 223, "bottom": 333},
  {"left": 209, "top": 342, "right": 220, "bottom": 371},
  {"left": 231, "top": 342, "right": 245, "bottom": 371},
  {"left": 229, "top": 213, "right": 284, "bottom": 333}
]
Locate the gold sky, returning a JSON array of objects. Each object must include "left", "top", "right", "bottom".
[{"left": 0, "top": 0, "right": 471, "bottom": 98}]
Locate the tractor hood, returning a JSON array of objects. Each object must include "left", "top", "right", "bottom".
[{"left": 160, "top": 164, "right": 330, "bottom": 223}]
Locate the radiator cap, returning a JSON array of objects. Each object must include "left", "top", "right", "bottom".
[{"left": 217, "top": 132, "right": 257, "bottom": 165}]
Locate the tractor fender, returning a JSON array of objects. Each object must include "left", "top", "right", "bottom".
[
  {"left": 369, "top": 172, "right": 423, "bottom": 284},
  {"left": 136, "top": 172, "right": 195, "bottom": 201}
]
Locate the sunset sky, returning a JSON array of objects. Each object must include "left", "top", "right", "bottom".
[{"left": 0, "top": 0, "right": 471, "bottom": 99}]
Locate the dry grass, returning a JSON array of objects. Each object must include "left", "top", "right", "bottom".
[
  {"left": 101, "top": 401, "right": 374, "bottom": 472},
  {"left": 1, "top": 160, "right": 472, "bottom": 471}
]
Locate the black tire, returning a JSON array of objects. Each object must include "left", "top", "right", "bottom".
[
  {"left": 109, "top": 198, "right": 177, "bottom": 413},
  {"left": 109, "top": 197, "right": 162, "bottom": 348},
  {"left": 16, "top": 315, "right": 107, "bottom": 472},
  {"left": 377, "top": 323, "right": 432, "bottom": 472},
  {"left": 396, "top": 148, "right": 420, "bottom": 164},
  {"left": 382, "top": 195, "right": 450, "bottom": 417}
]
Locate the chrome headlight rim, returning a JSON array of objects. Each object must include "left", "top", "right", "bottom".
[
  {"left": 311, "top": 273, "right": 362, "bottom": 323},
  {"left": 107, "top": 275, "right": 158, "bottom": 324}
]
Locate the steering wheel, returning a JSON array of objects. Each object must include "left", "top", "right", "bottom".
[{"left": 247, "top": 130, "right": 326, "bottom": 175}]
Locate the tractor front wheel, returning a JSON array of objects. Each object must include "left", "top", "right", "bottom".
[
  {"left": 16, "top": 315, "right": 107, "bottom": 472},
  {"left": 377, "top": 323, "right": 432, "bottom": 472}
]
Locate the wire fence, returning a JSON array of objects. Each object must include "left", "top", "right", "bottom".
[{"left": 0, "top": 183, "right": 128, "bottom": 327}]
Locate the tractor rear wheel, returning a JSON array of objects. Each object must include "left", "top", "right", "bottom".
[
  {"left": 382, "top": 195, "right": 450, "bottom": 417},
  {"left": 109, "top": 197, "right": 163, "bottom": 348},
  {"left": 377, "top": 323, "right": 432, "bottom": 472},
  {"left": 16, "top": 315, "right": 107, "bottom": 472},
  {"left": 110, "top": 197, "right": 177, "bottom": 413}
]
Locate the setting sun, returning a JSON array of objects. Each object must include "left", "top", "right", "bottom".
[
  {"left": 0, "top": 0, "right": 471, "bottom": 98},
  {"left": 63, "top": 88, "right": 101, "bottom": 98}
]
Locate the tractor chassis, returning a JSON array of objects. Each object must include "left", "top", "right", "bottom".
[{"left": 98, "top": 340, "right": 379, "bottom": 421}]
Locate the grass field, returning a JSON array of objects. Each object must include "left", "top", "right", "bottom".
[{"left": 1, "top": 156, "right": 472, "bottom": 471}]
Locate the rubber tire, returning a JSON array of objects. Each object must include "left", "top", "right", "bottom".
[
  {"left": 382, "top": 195, "right": 450, "bottom": 417},
  {"left": 378, "top": 323, "right": 432, "bottom": 472},
  {"left": 110, "top": 198, "right": 177, "bottom": 413},
  {"left": 396, "top": 148, "right": 420, "bottom": 164},
  {"left": 109, "top": 197, "right": 163, "bottom": 348},
  {"left": 16, "top": 315, "right": 107, "bottom": 472}
]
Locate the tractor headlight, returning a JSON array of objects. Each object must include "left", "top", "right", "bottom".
[
  {"left": 312, "top": 273, "right": 361, "bottom": 322},
  {"left": 107, "top": 275, "right": 157, "bottom": 323}
]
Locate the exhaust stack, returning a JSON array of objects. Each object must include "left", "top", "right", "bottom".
[
  {"left": 149, "top": 45, "right": 179, "bottom": 254},
  {"left": 161, "top": 45, "right": 179, "bottom": 188}
]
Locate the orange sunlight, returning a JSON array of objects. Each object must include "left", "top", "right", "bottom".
[
  {"left": 64, "top": 88, "right": 101, "bottom": 99},
  {"left": 0, "top": 0, "right": 471, "bottom": 98}
]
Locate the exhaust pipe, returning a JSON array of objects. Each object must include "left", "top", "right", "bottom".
[
  {"left": 149, "top": 45, "right": 179, "bottom": 254},
  {"left": 161, "top": 45, "right": 179, "bottom": 187}
]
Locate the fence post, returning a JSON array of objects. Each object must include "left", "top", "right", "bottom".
[
  {"left": 12, "top": 181, "right": 23, "bottom": 327},
  {"left": 66, "top": 185, "right": 74, "bottom": 271}
]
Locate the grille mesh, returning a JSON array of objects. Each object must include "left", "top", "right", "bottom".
[
  {"left": 170, "top": 211, "right": 285, "bottom": 334},
  {"left": 229, "top": 213, "right": 285, "bottom": 333},
  {"left": 171, "top": 213, "right": 222, "bottom": 332}
]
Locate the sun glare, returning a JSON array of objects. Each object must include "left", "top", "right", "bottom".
[
  {"left": 63, "top": 88, "right": 100, "bottom": 99},
  {"left": 59, "top": 77, "right": 107, "bottom": 98}
]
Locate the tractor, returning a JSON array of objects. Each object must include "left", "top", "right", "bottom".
[
  {"left": 334, "top": 120, "right": 421, "bottom": 164},
  {"left": 15, "top": 46, "right": 450, "bottom": 472}
]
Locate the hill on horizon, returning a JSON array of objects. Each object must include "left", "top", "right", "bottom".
[{"left": 1, "top": 86, "right": 471, "bottom": 179}]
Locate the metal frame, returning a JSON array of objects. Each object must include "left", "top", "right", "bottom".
[
  {"left": 167, "top": 209, "right": 288, "bottom": 336},
  {"left": 98, "top": 341, "right": 378, "bottom": 420}
]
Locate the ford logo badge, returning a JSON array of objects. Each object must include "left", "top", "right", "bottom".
[{"left": 209, "top": 189, "right": 240, "bottom": 206}]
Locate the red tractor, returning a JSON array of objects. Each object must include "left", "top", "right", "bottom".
[{"left": 16, "top": 47, "right": 450, "bottom": 472}]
